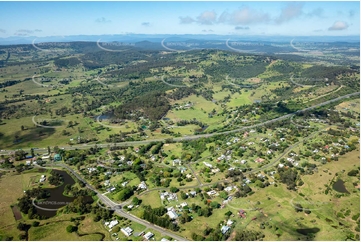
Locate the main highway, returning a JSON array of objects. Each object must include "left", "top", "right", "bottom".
[
  {"left": 1, "top": 91, "right": 358, "bottom": 155},
  {"left": 2, "top": 92, "right": 358, "bottom": 241}
]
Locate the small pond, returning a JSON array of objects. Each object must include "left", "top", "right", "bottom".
[
  {"left": 34, "top": 170, "right": 92, "bottom": 218},
  {"left": 332, "top": 179, "right": 350, "bottom": 194}
]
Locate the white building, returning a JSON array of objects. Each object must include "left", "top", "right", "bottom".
[
  {"left": 180, "top": 202, "right": 188, "bottom": 208},
  {"left": 221, "top": 225, "right": 230, "bottom": 234},
  {"left": 207, "top": 190, "right": 217, "bottom": 196},
  {"left": 108, "top": 220, "right": 119, "bottom": 229},
  {"left": 120, "top": 227, "right": 133, "bottom": 237},
  {"left": 227, "top": 219, "right": 234, "bottom": 226},
  {"left": 167, "top": 210, "right": 178, "bottom": 219},
  {"left": 39, "top": 175, "right": 46, "bottom": 182},
  {"left": 138, "top": 181, "right": 147, "bottom": 190},
  {"left": 173, "top": 159, "right": 181, "bottom": 166},
  {"left": 143, "top": 232, "right": 154, "bottom": 240},
  {"left": 224, "top": 186, "right": 233, "bottom": 192}
]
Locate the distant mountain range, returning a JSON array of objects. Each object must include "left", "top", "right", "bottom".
[{"left": 0, "top": 34, "right": 359, "bottom": 45}]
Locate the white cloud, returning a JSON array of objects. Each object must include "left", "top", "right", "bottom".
[
  {"left": 328, "top": 21, "right": 349, "bottom": 31},
  {"left": 196, "top": 11, "right": 217, "bottom": 25},
  {"left": 228, "top": 7, "right": 270, "bottom": 25},
  {"left": 275, "top": 2, "right": 304, "bottom": 24}
]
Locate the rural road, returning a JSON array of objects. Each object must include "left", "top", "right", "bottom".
[
  {"left": 33, "top": 163, "right": 188, "bottom": 241},
  {"left": 1, "top": 91, "right": 358, "bottom": 155}
]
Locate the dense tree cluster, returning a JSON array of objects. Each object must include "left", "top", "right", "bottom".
[{"left": 141, "top": 205, "right": 180, "bottom": 231}]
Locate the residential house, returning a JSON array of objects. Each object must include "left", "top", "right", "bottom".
[
  {"left": 221, "top": 225, "right": 230, "bottom": 234},
  {"left": 180, "top": 202, "right": 188, "bottom": 208},
  {"left": 88, "top": 167, "right": 97, "bottom": 173},
  {"left": 167, "top": 210, "right": 178, "bottom": 219},
  {"left": 107, "top": 187, "right": 116, "bottom": 192},
  {"left": 39, "top": 175, "right": 46, "bottom": 183},
  {"left": 238, "top": 209, "right": 246, "bottom": 218},
  {"left": 224, "top": 186, "right": 233, "bottom": 192},
  {"left": 211, "top": 168, "right": 220, "bottom": 173},
  {"left": 173, "top": 159, "right": 181, "bottom": 166},
  {"left": 143, "top": 232, "right": 154, "bottom": 240},
  {"left": 138, "top": 181, "right": 147, "bottom": 190},
  {"left": 189, "top": 191, "right": 197, "bottom": 197},
  {"left": 207, "top": 190, "right": 217, "bottom": 196},
  {"left": 121, "top": 227, "right": 133, "bottom": 237},
  {"left": 108, "top": 220, "right": 119, "bottom": 229}
]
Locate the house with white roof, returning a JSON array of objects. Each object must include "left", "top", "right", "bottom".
[
  {"left": 180, "top": 202, "right": 188, "bottom": 208},
  {"left": 173, "top": 159, "right": 181, "bottom": 166},
  {"left": 143, "top": 232, "right": 154, "bottom": 240},
  {"left": 138, "top": 181, "right": 147, "bottom": 190},
  {"left": 221, "top": 225, "right": 230, "bottom": 234},
  {"left": 108, "top": 220, "right": 118, "bottom": 229},
  {"left": 224, "top": 186, "right": 233, "bottom": 192},
  {"left": 167, "top": 210, "right": 178, "bottom": 219},
  {"left": 121, "top": 227, "right": 133, "bottom": 237}
]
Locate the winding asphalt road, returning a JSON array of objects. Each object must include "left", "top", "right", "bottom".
[{"left": 33, "top": 163, "right": 188, "bottom": 241}]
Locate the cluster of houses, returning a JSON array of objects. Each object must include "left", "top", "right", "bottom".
[
  {"left": 221, "top": 219, "right": 234, "bottom": 234},
  {"left": 216, "top": 154, "right": 232, "bottom": 162},
  {"left": 26, "top": 160, "right": 37, "bottom": 166},
  {"left": 119, "top": 226, "right": 154, "bottom": 240},
  {"left": 173, "top": 102, "right": 193, "bottom": 110},
  {"left": 286, "top": 152, "right": 300, "bottom": 167}
]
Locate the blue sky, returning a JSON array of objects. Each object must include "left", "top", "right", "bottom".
[{"left": 0, "top": 1, "right": 359, "bottom": 37}]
